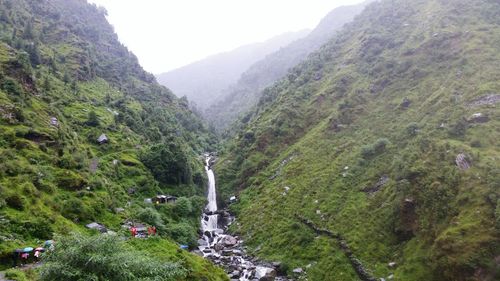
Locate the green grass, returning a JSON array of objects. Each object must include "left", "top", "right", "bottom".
[{"left": 216, "top": 0, "right": 500, "bottom": 280}]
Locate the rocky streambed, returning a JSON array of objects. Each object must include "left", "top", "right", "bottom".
[
  {"left": 198, "top": 154, "right": 293, "bottom": 281},
  {"left": 196, "top": 209, "right": 290, "bottom": 281}
]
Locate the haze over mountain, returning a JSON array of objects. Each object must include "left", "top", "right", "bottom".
[
  {"left": 156, "top": 30, "right": 310, "bottom": 109},
  {"left": 206, "top": 0, "right": 371, "bottom": 131}
]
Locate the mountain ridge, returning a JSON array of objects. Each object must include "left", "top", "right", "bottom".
[
  {"left": 205, "top": 0, "right": 372, "bottom": 132},
  {"left": 156, "top": 29, "right": 310, "bottom": 108}
]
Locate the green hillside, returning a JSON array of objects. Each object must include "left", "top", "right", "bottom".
[
  {"left": 0, "top": 0, "right": 225, "bottom": 280},
  {"left": 206, "top": 1, "right": 369, "bottom": 133},
  {"left": 216, "top": 0, "right": 500, "bottom": 280}
]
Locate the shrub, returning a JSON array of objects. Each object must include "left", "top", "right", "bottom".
[
  {"left": 60, "top": 198, "right": 94, "bottom": 222},
  {"left": 55, "top": 170, "right": 86, "bottom": 190},
  {"left": 4, "top": 268, "right": 28, "bottom": 281},
  {"left": 448, "top": 119, "right": 467, "bottom": 138},
  {"left": 167, "top": 222, "right": 197, "bottom": 247},
  {"left": 134, "top": 207, "right": 166, "bottom": 233},
  {"left": 86, "top": 110, "right": 100, "bottom": 127},
  {"left": 39, "top": 234, "right": 186, "bottom": 281},
  {"left": 1, "top": 77, "right": 23, "bottom": 96},
  {"left": 5, "top": 194, "right": 24, "bottom": 210},
  {"left": 406, "top": 122, "right": 419, "bottom": 136},
  {"left": 361, "top": 138, "right": 390, "bottom": 158},
  {"left": 470, "top": 139, "right": 482, "bottom": 148},
  {"left": 174, "top": 197, "right": 193, "bottom": 217}
]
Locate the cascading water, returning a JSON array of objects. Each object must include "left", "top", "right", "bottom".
[
  {"left": 202, "top": 156, "right": 218, "bottom": 232},
  {"left": 199, "top": 154, "right": 287, "bottom": 281}
]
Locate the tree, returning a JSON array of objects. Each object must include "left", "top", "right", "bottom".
[
  {"left": 43, "top": 76, "right": 51, "bottom": 92},
  {"left": 140, "top": 140, "right": 193, "bottom": 185},
  {"left": 86, "top": 111, "right": 100, "bottom": 127},
  {"left": 134, "top": 207, "right": 166, "bottom": 233},
  {"left": 23, "top": 21, "right": 34, "bottom": 39},
  {"left": 39, "top": 234, "right": 185, "bottom": 281},
  {"left": 174, "top": 197, "right": 193, "bottom": 217}
]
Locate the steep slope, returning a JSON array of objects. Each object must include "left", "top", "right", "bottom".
[
  {"left": 206, "top": 1, "right": 371, "bottom": 132},
  {"left": 0, "top": 0, "right": 225, "bottom": 279},
  {"left": 216, "top": 0, "right": 500, "bottom": 280},
  {"left": 156, "top": 30, "right": 309, "bottom": 109}
]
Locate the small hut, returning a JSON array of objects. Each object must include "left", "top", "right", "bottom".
[{"left": 152, "top": 195, "right": 177, "bottom": 204}]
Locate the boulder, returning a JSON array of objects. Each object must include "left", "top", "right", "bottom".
[
  {"left": 400, "top": 97, "right": 411, "bottom": 108},
  {"left": 455, "top": 153, "right": 471, "bottom": 170},
  {"left": 221, "top": 235, "right": 238, "bottom": 247},
  {"left": 293, "top": 267, "right": 304, "bottom": 274},
  {"left": 467, "top": 112, "right": 489, "bottom": 123},
  {"left": 255, "top": 266, "right": 277, "bottom": 281}
]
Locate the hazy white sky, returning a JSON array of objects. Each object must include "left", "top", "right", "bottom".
[{"left": 88, "top": 0, "right": 365, "bottom": 74}]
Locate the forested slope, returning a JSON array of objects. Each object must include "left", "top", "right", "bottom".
[
  {"left": 216, "top": 0, "right": 500, "bottom": 280},
  {"left": 0, "top": 0, "right": 226, "bottom": 279}
]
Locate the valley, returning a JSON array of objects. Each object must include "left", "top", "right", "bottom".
[{"left": 0, "top": 0, "right": 499, "bottom": 281}]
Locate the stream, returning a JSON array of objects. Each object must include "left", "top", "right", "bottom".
[{"left": 198, "top": 154, "right": 289, "bottom": 281}]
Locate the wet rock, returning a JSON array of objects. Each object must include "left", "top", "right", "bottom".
[
  {"left": 255, "top": 266, "right": 277, "bottom": 281},
  {"left": 222, "top": 249, "right": 233, "bottom": 256},
  {"left": 221, "top": 235, "right": 238, "bottom": 247},
  {"left": 197, "top": 239, "right": 208, "bottom": 246},
  {"left": 229, "top": 271, "right": 241, "bottom": 278}
]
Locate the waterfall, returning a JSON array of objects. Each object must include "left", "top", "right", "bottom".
[
  {"left": 198, "top": 154, "right": 281, "bottom": 281},
  {"left": 202, "top": 156, "right": 218, "bottom": 231}
]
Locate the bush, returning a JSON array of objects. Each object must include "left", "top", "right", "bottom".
[
  {"left": 55, "top": 170, "right": 86, "bottom": 190},
  {"left": 448, "top": 119, "right": 467, "bottom": 138},
  {"left": 4, "top": 268, "right": 28, "bottom": 281},
  {"left": 1, "top": 77, "right": 23, "bottom": 96},
  {"left": 86, "top": 110, "right": 100, "bottom": 127},
  {"left": 134, "top": 207, "right": 166, "bottom": 233},
  {"left": 361, "top": 138, "right": 390, "bottom": 158},
  {"left": 39, "top": 234, "right": 186, "bottom": 281},
  {"left": 60, "top": 198, "right": 94, "bottom": 222},
  {"left": 167, "top": 222, "right": 197, "bottom": 247},
  {"left": 406, "top": 122, "right": 419, "bottom": 136},
  {"left": 5, "top": 194, "right": 24, "bottom": 210},
  {"left": 174, "top": 197, "right": 193, "bottom": 217}
]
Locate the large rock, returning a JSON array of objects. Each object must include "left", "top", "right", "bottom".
[
  {"left": 456, "top": 153, "right": 471, "bottom": 170},
  {"left": 292, "top": 267, "right": 304, "bottom": 274},
  {"left": 221, "top": 235, "right": 238, "bottom": 247},
  {"left": 255, "top": 266, "right": 277, "bottom": 281}
]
